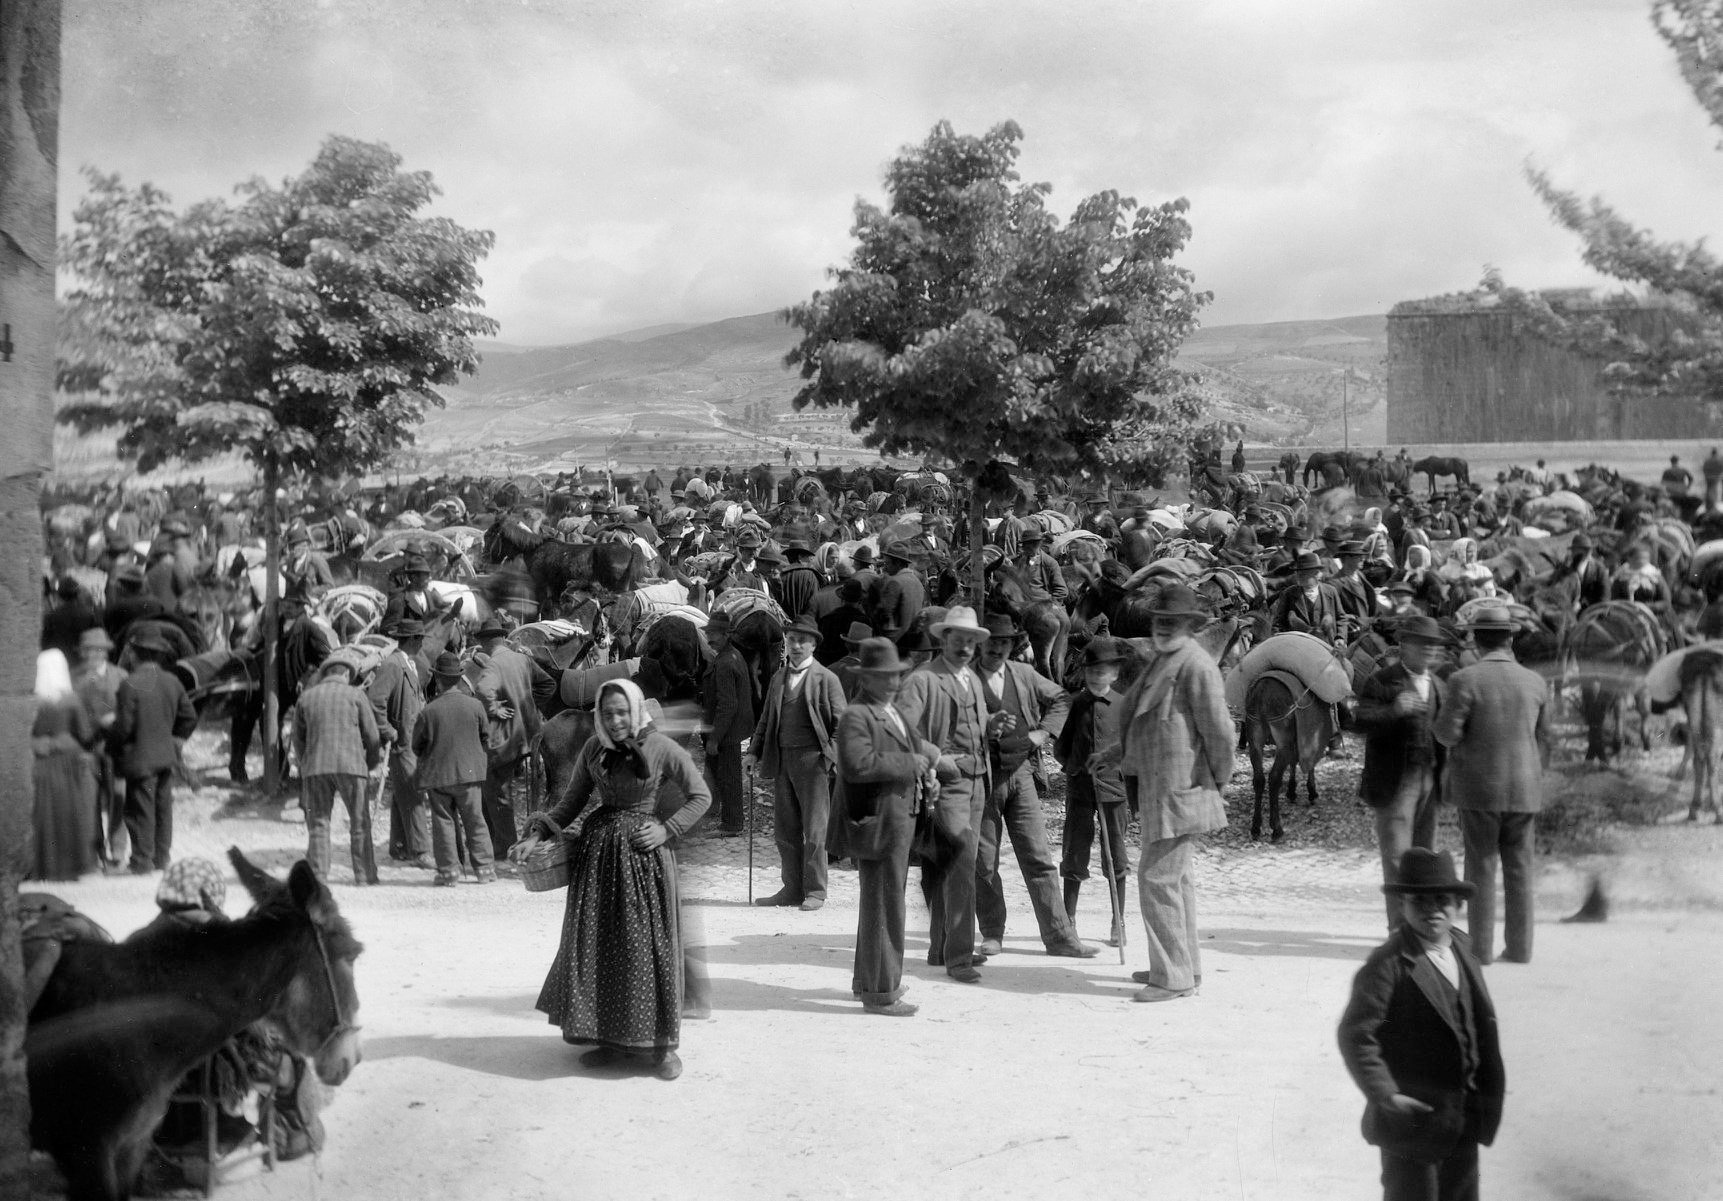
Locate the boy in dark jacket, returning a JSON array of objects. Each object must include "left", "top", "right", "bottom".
[
  {"left": 1338, "top": 848, "right": 1506, "bottom": 1201},
  {"left": 412, "top": 653, "right": 497, "bottom": 886},
  {"left": 1054, "top": 637, "right": 1131, "bottom": 946}
]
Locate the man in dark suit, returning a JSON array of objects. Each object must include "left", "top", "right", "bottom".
[
  {"left": 701, "top": 610, "right": 754, "bottom": 834},
  {"left": 836, "top": 638, "right": 940, "bottom": 1017},
  {"left": 412, "top": 652, "right": 496, "bottom": 885},
  {"left": 748, "top": 617, "right": 847, "bottom": 910},
  {"left": 1339, "top": 848, "right": 1506, "bottom": 1201},
  {"left": 872, "top": 542, "right": 926, "bottom": 648},
  {"left": 1271, "top": 551, "right": 1345, "bottom": 642},
  {"left": 474, "top": 618, "right": 552, "bottom": 858},
  {"left": 370, "top": 617, "right": 433, "bottom": 868},
  {"left": 110, "top": 627, "right": 198, "bottom": 874},
  {"left": 1355, "top": 615, "right": 1449, "bottom": 929},
  {"left": 1432, "top": 606, "right": 1550, "bottom": 965}
]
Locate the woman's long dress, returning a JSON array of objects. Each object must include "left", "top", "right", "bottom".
[
  {"left": 31, "top": 698, "right": 98, "bottom": 881},
  {"left": 535, "top": 730, "right": 712, "bottom": 1052}
]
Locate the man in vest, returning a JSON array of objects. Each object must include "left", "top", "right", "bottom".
[
  {"left": 748, "top": 617, "right": 847, "bottom": 910},
  {"left": 972, "top": 614, "right": 1095, "bottom": 959}
]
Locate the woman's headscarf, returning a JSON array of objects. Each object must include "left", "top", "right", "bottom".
[
  {"left": 157, "top": 857, "right": 227, "bottom": 914},
  {"left": 1404, "top": 544, "right": 1432, "bottom": 574},
  {"left": 594, "top": 678, "right": 652, "bottom": 779},
  {"left": 35, "top": 650, "right": 73, "bottom": 702}
]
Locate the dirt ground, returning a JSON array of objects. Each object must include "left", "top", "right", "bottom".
[{"left": 29, "top": 726, "right": 1723, "bottom": 1201}]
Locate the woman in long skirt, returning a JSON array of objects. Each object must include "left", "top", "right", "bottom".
[
  {"left": 31, "top": 649, "right": 99, "bottom": 881},
  {"left": 516, "top": 679, "right": 711, "bottom": 1080}
]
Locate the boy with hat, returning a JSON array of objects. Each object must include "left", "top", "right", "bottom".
[
  {"left": 110, "top": 627, "right": 198, "bottom": 874},
  {"left": 1355, "top": 616, "right": 1449, "bottom": 927},
  {"left": 412, "top": 652, "right": 497, "bottom": 885},
  {"left": 972, "top": 613, "right": 1092, "bottom": 958},
  {"left": 1056, "top": 636, "right": 1132, "bottom": 946},
  {"left": 838, "top": 637, "right": 942, "bottom": 1015},
  {"left": 748, "top": 616, "right": 847, "bottom": 909},
  {"left": 1338, "top": 848, "right": 1505, "bottom": 1201}
]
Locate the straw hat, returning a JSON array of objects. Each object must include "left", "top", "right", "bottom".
[{"left": 929, "top": 605, "right": 987, "bottom": 641}]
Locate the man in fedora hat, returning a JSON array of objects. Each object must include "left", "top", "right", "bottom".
[
  {"left": 873, "top": 541, "right": 926, "bottom": 649},
  {"left": 814, "top": 578, "right": 869, "bottom": 668},
  {"left": 895, "top": 605, "right": 996, "bottom": 982},
  {"left": 1547, "top": 531, "right": 1607, "bottom": 614},
  {"left": 847, "top": 544, "right": 882, "bottom": 616},
  {"left": 1356, "top": 615, "right": 1450, "bottom": 928},
  {"left": 73, "top": 626, "right": 129, "bottom": 864},
  {"left": 1010, "top": 526, "right": 1072, "bottom": 676},
  {"left": 146, "top": 516, "right": 199, "bottom": 616},
  {"left": 103, "top": 559, "right": 165, "bottom": 648},
  {"left": 1328, "top": 541, "right": 1377, "bottom": 631},
  {"left": 838, "top": 637, "right": 942, "bottom": 1015},
  {"left": 372, "top": 617, "right": 434, "bottom": 868},
  {"left": 1265, "top": 523, "right": 1309, "bottom": 576},
  {"left": 413, "top": 652, "right": 497, "bottom": 885},
  {"left": 972, "top": 613, "right": 1093, "bottom": 959},
  {"left": 1433, "top": 605, "right": 1549, "bottom": 965},
  {"left": 1056, "top": 636, "right": 1133, "bottom": 946},
  {"left": 748, "top": 616, "right": 847, "bottom": 909},
  {"left": 701, "top": 610, "right": 753, "bottom": 835},
  {"left": 1271, "top": 550, "right": 1345, "bottom": 644},
  {"left": 110, "top": 627, "right": 198, "bottom": 874},
  {"left": 1118, "top": 584, "right": 1233, "bottom": 1001},
  {"left": 774, "top": 539, "right": 825, "bottom": 621},
  {"left": 1338, "top": 848, "right": 1505, "bottom": 1201},
  {"left": 282, "top": 521, "right": 334, "bottom": 598},
  {"left": 715, "top": 528, "right": 768, "bottom": 595},
  {"left": 829, "top": 620, "right": 873, "bottom": 700},
  {"left": 474, "top": 617, "right": 552, "bottom": 858},
  {"left": 384, "top": 552, "right": 450, "bottom": 627}
]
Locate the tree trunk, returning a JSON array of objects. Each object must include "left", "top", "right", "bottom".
[
  {"left": 968, "top": 481, "right": 987, "bottom": 612},
  {"left": 0, "top": 2, "right": 61, "bottom": 1193},
  {"left": 262, "top": 453, "right": 281, "bottom": 794}
]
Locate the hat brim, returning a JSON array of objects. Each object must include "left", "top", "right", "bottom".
[
  {"left": 1147, "top": 608, "right": 1210, "bottom": 622},
  {"left": 1382, "top": 881, "right": 1477, "bottom": 897},
  {"left": 1466, "top": 620, "right": 1518, "bottom": 631},
  {"left": 930, "top": 622, "right": 987, "bottom": 640}
]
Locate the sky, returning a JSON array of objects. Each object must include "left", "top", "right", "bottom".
[{"left": 56, "top": 0, "right": 1723, "bottom": 346}]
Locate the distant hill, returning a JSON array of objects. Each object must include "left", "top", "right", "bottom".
[{"left": 407, "top": 311, "right": 1390, "bottom": 474}]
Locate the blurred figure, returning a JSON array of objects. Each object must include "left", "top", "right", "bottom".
[{"left": 30, "top": 650, "right": 99, "bottom": 881}]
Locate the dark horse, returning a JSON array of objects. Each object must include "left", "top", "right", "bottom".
[
  {"left": 1243, "top": 670, "right": 1336, "bottom": 841},
  {"left": 1411, "top": 455, "right": 1470, "bottom": 496},
  {"left": 27, "top": 849, "right": 363, "bottom": 1201}
]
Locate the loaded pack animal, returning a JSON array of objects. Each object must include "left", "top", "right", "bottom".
[
  {"left": 1563, "top": 600, "right": 1669, "bottom": 763},
  {"left": 1412, "top": 455, "right": 1471, "bottom": 496},
  {"left": 26, "top": 849, "right": 362, "bottom": 1201},
  {"left": 483, "top": 511, "right": 653, "bottom": 616},
  {"left": 1242, "top": 666, "right": 1337, "bottom": 841}
]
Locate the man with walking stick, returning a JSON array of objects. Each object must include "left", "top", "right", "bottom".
[{"left": 1055, "top": 637, "right": 1132, "bottom": 959}]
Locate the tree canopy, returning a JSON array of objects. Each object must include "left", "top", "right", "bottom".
[
  {"left": 1491, "top": 0, "right": 1723, "bottom": 400},
  {"left": 57, "top": 135, "right": 497, "bottom": 476},
  {"left": 782, "top": 120, "right": 1210, "bottom": 486}
]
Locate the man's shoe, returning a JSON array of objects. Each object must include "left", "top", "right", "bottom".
[
  {"left": 1132, "top": 970, "right": 1201, "bottom": 988},
  {"left": 978, "top": 937, "right": 1004, "bottom": 957},
  {"left": 754, "top": 890, "right": 800, "bottom": 907},
  {"left": 473, "top": 870, "right": 497, "bottom": 884},
  {"left": 947, "top": 966, "right": 983, "bottom": 984},
  {"left": 799, "top": 896, "right": 825, "bottom": 911},
  {"left": 412, "top": 855, "right": 437, "bottom": 870},
  {"left": 654, "top": 1051, "right": 683, "bottom": 1081},
  {"left": 862, "top": 1000, "right": 919, "bottom": 1017},
  {"left": 1046, "top": 940, "right": 1099, "bottom": 959},
  {"left": 1132, "top": 984, "right": 1195, "bottom": 1003},
  {"left": 715, "top": 826, "right": 745, "bottom": 838},
  {"left": 433, "top": 872, "right": 460, "bottom": 887},
  {"left": 1497, "top": 952, "right": 1530, "bottom": 964}
]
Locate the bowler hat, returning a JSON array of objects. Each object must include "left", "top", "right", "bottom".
[
  {"left": 705, "top": 610, "right": 733, "bottom": 631},
  {"left": 1080, "top": 637, "right": 1129, "bottom": 666},
  {"left": 432, "top": 652, "right": 465, "bottom": 678},
  {"left": 385, "top": 617, "right": 426, "bottom": 638},
  {"left": 981, "top": 613, "right": 1022, "bottom": 640},
  {"left": 1019, "top": 526, "right": 1045, "bottom": 543},
  {"left": 930, "top": 605, "right": 987, "bottom": 641},
  {"left": 882, "top": 541, "right": 915, "bottom": 563},
  {"left": 1383, "top": 848, "right": 1475, "bottom": 897},
  {"left": 475, "top": 617, "right": 510, "bottom": 640},
  {"left": 781, "top": 539, "right": 813, "bottom": 558},
  {"left": 784, "top": 616, "right": 822, "bottom": 644},
  {"left": 1283, "top": 524, "right": 1308, "bottom": 541},
  {"left": 1320, "top": 525, "right": 1344, "bottom": 543},
  {"left": 755, "top": 548, "right": 785, "bottom": 566},
  {"left": 401, "top": 552, "right": 430, "bottom": 574},
  {"left": 841, "top": 621, "right": 873, "bottom": 645},
  {"left": 1293, "top": 550, "right": 1324, "bottom": 574},
  {"left": 855, "top": 636, "right": 911, "bottom": 674},
  {"left": 1396, "top": 614, "right": 1445, "bottom": 644},
  {"left": 128, "top": 627, "right": 174, "bottom": 657},
  {"left": 735, "top": 529, "right": 762, "bottom": 549},
  {"left": 78, "top": 627, "right": 114, "bottom": 651},
  {"left": 1466, "top": 604, "right": 1517, "bottom": 632},
  {"left": 851, "top": 545, "right": 874, "bottom": 566},
  {"left": 1570, "top": 533, "right": 1593, "bottom": 550},
  {"left": 1338, "top": 540, "right": 1366, "bottom": 557},
  {"left": 1149, "top": 584, "right": 1210, "bottom": 621}
]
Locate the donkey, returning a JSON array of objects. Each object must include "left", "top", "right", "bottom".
[
  {"left": 27, "top": 849, "right": 363, "bottom": 1201},
  {"left": 1243, "top": 670, "right": 1336, "bottom": 841},
  {"left": 1680, "top": 648, "right": 1723, "bottom": 823}
]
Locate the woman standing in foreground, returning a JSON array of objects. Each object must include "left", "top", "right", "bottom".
[
  {"left": 31, "top": 649, "right": 99, "bottom": 881},
  {"left": 516, "top": 679, "right": 710, "bottom": 1080}
]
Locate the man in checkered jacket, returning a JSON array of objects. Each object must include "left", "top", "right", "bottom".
[{"left": 294, "top": 660, "right": 384, "bottom": 884}]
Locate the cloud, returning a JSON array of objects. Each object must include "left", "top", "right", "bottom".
[{"left": 55, "top": 0, "right": 1723, "bottom": 344}]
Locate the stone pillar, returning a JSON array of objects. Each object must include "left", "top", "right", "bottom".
[{"left": 0, "top": 0, "right": 60, "bottom": 1192}]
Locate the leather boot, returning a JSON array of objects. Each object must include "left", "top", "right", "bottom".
[{"left": 1062, "top": 880, "right": 1080, "bottom": 924}]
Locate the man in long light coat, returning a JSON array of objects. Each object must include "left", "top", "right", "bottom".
[{"left": 1118, "top": 585, "right": 1234, "bottom": 1002}]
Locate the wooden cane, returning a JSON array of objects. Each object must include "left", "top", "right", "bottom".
[
  {"left": 1093, "top": 801, "right": 1127, "bottom": 966},
  {"left": 745, "top": 755, "right": 755, "bottom": 904}
]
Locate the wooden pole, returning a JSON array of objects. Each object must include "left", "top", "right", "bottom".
[
  {"left": 262, "top": 452, "right": 282, "bottom": 794},
  {"left": 1341, "top": 370, "right": 1351, "bottom": 452}
]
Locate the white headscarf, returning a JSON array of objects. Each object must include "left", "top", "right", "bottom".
[
  {"left": 36, "top": 649, "right": 74, "bottom": 702},
  {"left": 594, "top": 678, "right": 650, "bottom": 748}
]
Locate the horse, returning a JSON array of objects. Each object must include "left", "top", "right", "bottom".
[
  {"left": 985, "top": 562, "right": 1068, "bottom": 681},
  {"left": 27, "top": 848, "right": 362, "bottom": 1201},
  {"left": 1412, "top": 455, "right": 1471, "bottom": 496},
  {"left": 1242, "top": 670, "right": 1336, "bottom": 841}
]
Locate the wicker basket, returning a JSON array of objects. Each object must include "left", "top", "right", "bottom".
[{"left": 519, "top": 836, "right": 573, "bottom": 893}]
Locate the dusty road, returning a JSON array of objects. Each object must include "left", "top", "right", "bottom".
[{"left": 31, "top": 736, "right": 1723, "bottom": 1201}]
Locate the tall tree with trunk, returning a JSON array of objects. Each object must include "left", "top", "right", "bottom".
[
  {"left": 783, "top": 120, "right": 1210, "bottom": 607},
  {"left": 0, "top": 1, "right": 61, "bottom": 1190},
  {"left": 1491, "top": 0, "right": 1723, "bottom": 399},
  {"left": 57, "top": 135, "right": 497, "bottom": 791}
]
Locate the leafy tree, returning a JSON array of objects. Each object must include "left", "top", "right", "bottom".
[
  {"left": 783, "top": 119, "right": 1210, "bottom": 603},
  {"left": 1491, "top": 1, "right": 1723, "bottom": 399},
  {"left": 59, "top": 135, "right": 497, "bottom": 788}
]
